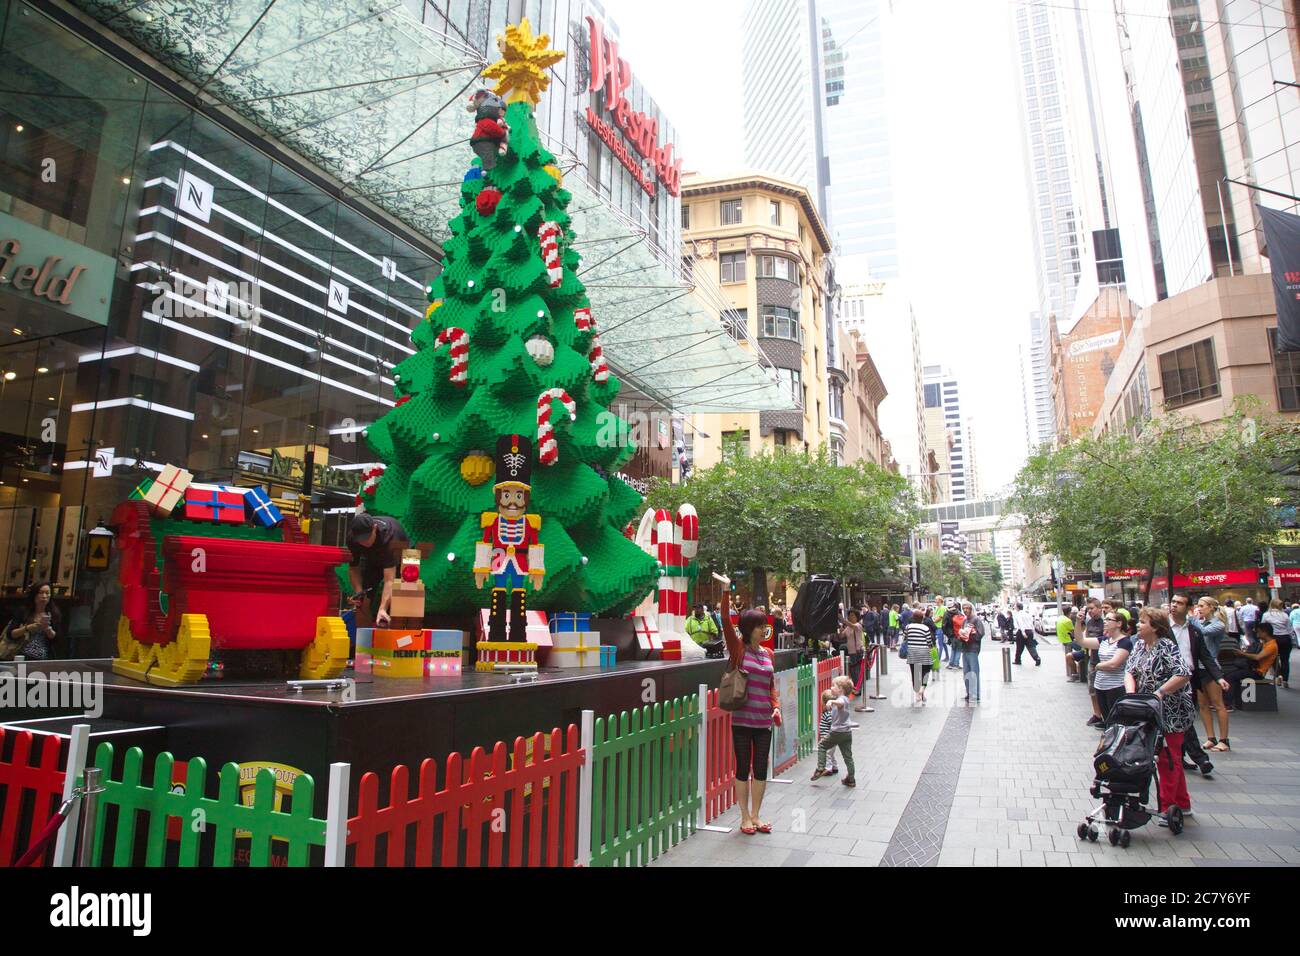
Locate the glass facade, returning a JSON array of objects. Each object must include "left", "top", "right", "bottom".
[{"left": 0, "top": 1, "right": 439, "bottom": 655}]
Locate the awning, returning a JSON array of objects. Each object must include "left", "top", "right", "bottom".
[{"left": 68, "top": 0, "right": 791, "bottom": 412}]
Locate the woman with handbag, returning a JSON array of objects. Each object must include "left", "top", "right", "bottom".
[
  {"left": 1125, "top": 607, "right": 1195, "bottom": 826},
  {"left": 716, "top": 574, "right": 781, "bottom": 836},
  {"left": 2, "top": 582, "right": 60, "bottom": 661}
]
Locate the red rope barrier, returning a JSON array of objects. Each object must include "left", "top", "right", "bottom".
[{"left": 12, "top": 799, "right": 71, "bottom": 868}]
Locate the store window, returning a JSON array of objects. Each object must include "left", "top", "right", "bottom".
[
  {"left": 774, "top": 367, "right": 801, "bottom": 405},
  {"left": 1268, "top": 328, "right": 1300, "bottom": 411},
  {"left": 721, "top": 429, "right": 749, "bottom": 458},
  {"left": 720, "top": 251, "right": 746, "bottom": 283},
  {"left": 720, "top": 199, "right": 742, "bottom": 225},
  {"left": 0, "top": 8, "right": 438, "bottom": 656},
  {"left": 760, "top": 305, "right": 800, "bottom": 341},
  {"left": 757, "top": 255, "right": 797, "bottom": 282},
  {"left": 1158, "top": 338, "right": 1220, "bottom": 408},
  {"left": 722, "top": 308, "right": 747, "bottom": 340}
]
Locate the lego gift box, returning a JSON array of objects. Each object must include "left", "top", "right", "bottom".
[
  {"left": 630, "top": 615, "right": 663, "bottom": 660},
  {"left": 183, "top": 483, "right": 247, "bottom": 524},
  {"left": 549, "top": 612, "right": 591, "bottom": 634},
  {"left": 599, "top": 645, "right": 617, "bottom": 668},
  {"left": 142, "top": 464, "right": 192, "bottom": 516},
  {"left": 243, "top": 486, "right": 283, "bottom": 528},
  {"left": 660, "top": 639, "right": 682, "bottom": 662},
  {"left": 545, "top": 631, "right": 602, "bottom": 668}
]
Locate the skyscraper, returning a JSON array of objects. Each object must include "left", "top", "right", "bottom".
[
  {"left": 1028, "top": 310, "right": 1057, "bottom": 448},
  {"left": 922, "top": 365, "right": 970, "bottom": 503},
  {"left": 742, "top": 0, "right": 830, "bottom": 217},
  {"left": 818, "top": 0, "right": 899, "bottom": 276}
]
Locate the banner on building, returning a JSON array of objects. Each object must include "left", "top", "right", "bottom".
[{"left": 1257, "top": 204, "right": 1300, "bottom": 352}]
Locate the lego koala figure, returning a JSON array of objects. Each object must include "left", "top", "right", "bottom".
[{"left": 467, "top": 89, "right": 510, "bottom": 170}]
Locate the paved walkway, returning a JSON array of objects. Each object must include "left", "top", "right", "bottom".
[{"left": 651, "top": 638, "right": 1300, "bottom": 867}]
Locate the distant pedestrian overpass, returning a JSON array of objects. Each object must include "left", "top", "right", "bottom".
[{"left": 918, "top": 498, "right": 1023, "bottom": 535}]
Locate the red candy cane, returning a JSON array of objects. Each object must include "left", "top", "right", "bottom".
[
  {"left": 573, "top": 307, "right": 610, "bottom": 383},
  {"left": 355, "top": 465, "right": 385, "bottom": 508},
  {"left": 537, "top": 387, "right": 575, "bottom": 466},
  {"left": 433, "top": 326, "right": 469, "bottom": 386},
  {"left": 538, "top": 221, "right": 563, "bottom": 288}
]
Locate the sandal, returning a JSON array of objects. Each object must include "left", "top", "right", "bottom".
[
  {"left": 1212, "top": 739, "right": 1230, "bottom": 752},
  {"left": 1202, "top": 738, "right": 1217, "bottom": 749},
  {"left": 740, "top": 822, "right": 757, "bottom": 835},
  {"left": 756, "top": 821, "right": 773, "bottom": 834}
]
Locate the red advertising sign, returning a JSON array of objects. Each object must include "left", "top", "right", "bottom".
[{"left": 585, "top": 16, "right": 682, "bottom": 197}]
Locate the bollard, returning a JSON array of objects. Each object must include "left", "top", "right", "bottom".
[
  {"left": 75, "top": 766, "right": 103, "bottom": 867},
  {"left": 1002, "top": 645, "right": 1012, "bottom": 683},
  {"left": 878, "top": 638, "right": 888, "bottom": 676}
]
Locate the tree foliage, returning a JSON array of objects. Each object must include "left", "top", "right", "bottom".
[
  {"left": 1007, "top": 401, "right": 1300, "bottom": 596},
  {"left": 645, "top": 447, "right": 919, "bottom": 584},
  {"left": 918, "top": 550, "right": 1004, "bottom": 604}
]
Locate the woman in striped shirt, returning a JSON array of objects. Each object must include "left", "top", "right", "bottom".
[
  {"left": 903, "top": 615, "right": 937, "bottom": 705},
  {"left": 720, "top": 583, "right": 781, "bottom": 836}
]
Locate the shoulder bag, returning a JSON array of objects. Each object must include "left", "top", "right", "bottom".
[{"left": 718, "top": 648, "right": 749, "bottom": 711}]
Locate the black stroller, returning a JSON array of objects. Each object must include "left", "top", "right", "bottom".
[{"left": 1078, "top": 692, "right": 1183, "bottom": 847}]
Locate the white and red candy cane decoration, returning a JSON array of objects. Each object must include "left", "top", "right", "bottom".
[
  {"left": 573, "top": 307, "right": 609, "bottom": 383},
  {"left": 433, "top": 326, "right": 469, "bottom": 386},
  {"left": 652, "top": 504, "right": 699, "bottom": 639},
  {"left": 536, "top": 387, "right": 576, "bottom": 466},
  {"left": 538, "top": 221, "right": 563, "bottom": 288},
  {"left": 355, "top": 465, "right": 385, "bottom": 509}
]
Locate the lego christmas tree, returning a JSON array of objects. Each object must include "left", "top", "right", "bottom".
[{"left": 361, "top": 19, "right": 658, "bottom": 617}]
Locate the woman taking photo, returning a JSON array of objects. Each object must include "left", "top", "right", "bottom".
[
  {"left": 1192, "top": 597, "right": 1233, "bottom": 751},
  {"left": 1078, "top": 609, "right": 1133, "bottom": 725},
  {"left": 718, "top": 577, "right": 780, "bottom": 836},
  {"left": 2, "top": 582, "right": 60, "bottom": 661},
  {"left": 1125, "top": 607, "right": 1194, "bottom": 825}
]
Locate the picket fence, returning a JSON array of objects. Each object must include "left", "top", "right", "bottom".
[{"left": 1, "top": 660, "right": 840, "bottom": 868}]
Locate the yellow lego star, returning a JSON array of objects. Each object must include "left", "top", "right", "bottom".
[{"left": 481, "top": 18, "right": 566, "bottom": 106}]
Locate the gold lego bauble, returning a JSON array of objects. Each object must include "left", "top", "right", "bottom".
[{"left": 461, "top": 450, "right": 493, "bottom": 486}]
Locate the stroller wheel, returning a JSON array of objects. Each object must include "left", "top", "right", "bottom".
[
  {"left": 1120, "top": 831, "right": 1131, "bottom": 848},
  {"left": 1087, "top": 825, "right": 1099, "bottom": 842},
  {"left": 1076, "top": 822, "right": 1088, "bottom": 840},
  {"left": 1167, "top": 806, "right": 1184, "bottom": 836},
  {"left": 1108, "top": 828, "right": 1120, "bottom": 846}
]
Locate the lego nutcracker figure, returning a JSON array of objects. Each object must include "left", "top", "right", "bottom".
[{"left": 474, "top": 435, "right": 545, "bottom": 642}]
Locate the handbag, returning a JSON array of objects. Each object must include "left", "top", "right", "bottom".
[
  {"left": 718, "top": 651, "right": 749, "bottom": 711},
  {"left": 0, "top": 622, "right": 24, "bottom": 662}
]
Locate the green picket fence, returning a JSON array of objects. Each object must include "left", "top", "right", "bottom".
[
  {"left": 796, "top": 663, "right": 815, "bottom": 759},
  {"left": 88, "top": 743, "right": 327, "bottom": 867},
  {"left": 588, "top": 696, "right": 700, "bottom": 867}
]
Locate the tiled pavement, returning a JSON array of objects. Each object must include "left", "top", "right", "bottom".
[{"left": 649, "top": 638, "right": 1300, "bottom": 867}]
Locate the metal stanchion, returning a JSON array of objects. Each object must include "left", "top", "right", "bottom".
[
  {"left": 1002, "top": 645, "right": 1013, "bottom": 683},
  {"left": 869, "top": 639, "right": 887, "bottom": 700},
  {"left": 75, "top": 766, "right": 103, "bottom": 867}
]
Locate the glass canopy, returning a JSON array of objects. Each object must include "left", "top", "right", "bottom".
[{"left": 68, "top": 0, "right": 792, "bottom": 412}]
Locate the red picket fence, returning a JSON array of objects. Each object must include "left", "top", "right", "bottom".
[
  {"left": 702, "top": 689, "right": 735, "bottom": 823},
  {"left": 347, "top": 726, "right": 583, "bottom": 867},
  {"left": 0, "top": 729, "right": 66, "bottom": 867},
  {"left": 816, "top": 656, "right": 843, "bottom": 698}
]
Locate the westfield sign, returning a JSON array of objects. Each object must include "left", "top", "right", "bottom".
[{"left": 585, "top": 16, "right": 682, "bottom": 198}]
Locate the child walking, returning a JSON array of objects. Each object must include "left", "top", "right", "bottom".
[
  {"left": 816, "top": 688, "right": 839, "bottom": 776},
  {"left": 811, "top": 676, "right": 856, "bottom": 787}
]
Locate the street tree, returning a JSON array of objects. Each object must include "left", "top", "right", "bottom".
[
  {"left": 645, "top": 447, "right": 919, "bottom": 596},
  {"left": 1008, "top": 401, "right": 1300, "bottom": 601}
]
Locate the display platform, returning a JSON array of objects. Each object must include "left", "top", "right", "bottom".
[{"left": 1, "top": 652, "right": 797, "bottom": 788}]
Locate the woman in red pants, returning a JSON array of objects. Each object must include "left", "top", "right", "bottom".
[{"left": 1124, "top": 607, "right": 1195, "bottom": 825}]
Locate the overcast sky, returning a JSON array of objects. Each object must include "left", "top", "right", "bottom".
[{"left": 602, "top": 0, "right": 1041, "bottom": 494}]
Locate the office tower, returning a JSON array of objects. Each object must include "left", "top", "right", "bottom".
[
  {"left": 742, "top": 0, "right": 830, "bottom": 217},
  {"left": 1028, "top": 311, "right": 1057, "bottom": 448},
  {"left": 922, "top": 365, "right": 969, "bottom": 503}
]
